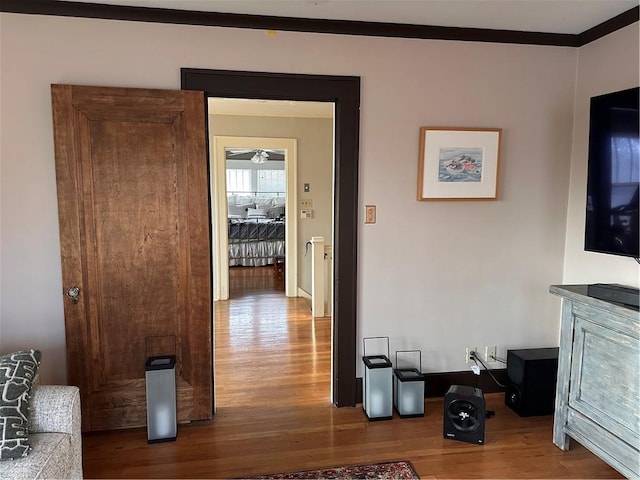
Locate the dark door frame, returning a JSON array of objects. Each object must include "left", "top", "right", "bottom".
[{"left": 182, "top": 68, "right": 360, "bottom": 407}]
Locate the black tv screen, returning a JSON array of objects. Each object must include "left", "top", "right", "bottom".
[{"left": 585, "top": 87, "right": 639, "bottom": 258}]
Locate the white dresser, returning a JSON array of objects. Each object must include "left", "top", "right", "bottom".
[{"left": 550, "top": 285, "right": 639, "bottom": 478}]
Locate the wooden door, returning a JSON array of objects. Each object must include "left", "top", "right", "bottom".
[{"left": 51, "top": 84, "right": 212, "bottom": 431}]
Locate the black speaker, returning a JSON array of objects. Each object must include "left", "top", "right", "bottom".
[
  {"left": 443, "top": 385, "right": 485, "bottom": 444},
  {"left": 505, "top": 347, "right": 559, "bottom": 417}
]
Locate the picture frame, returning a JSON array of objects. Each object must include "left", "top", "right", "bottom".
[{"left": 417, "top": 127, "right": 502, "bottom": 201}]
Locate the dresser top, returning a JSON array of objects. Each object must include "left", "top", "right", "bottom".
[{"left": 550, "top": 284, "right": 639, "bottom": 318}]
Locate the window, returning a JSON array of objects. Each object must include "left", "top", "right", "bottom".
[
  {"left": 227, "top": 168, "right": 285, "bottom": 194},
  {"left": 226, "top": 169, "right": 251, "bottom": 193},
  {"left": 257, "top": 169, "right": 286, "bottom": 193}
]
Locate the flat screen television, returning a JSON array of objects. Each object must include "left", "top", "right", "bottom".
[{"left": 585, "top": 86, "right": 639, "bottom": 258}]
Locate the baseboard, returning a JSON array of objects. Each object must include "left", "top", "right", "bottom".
[
  {"left": 423, "top": 369, "right": 507, "bottom": 397},
  {"left": 297, "top": 288, "right": 311, "bottom": 300},
  {"left": 355, "top": 369, "right": 507, "bottom": 403}
]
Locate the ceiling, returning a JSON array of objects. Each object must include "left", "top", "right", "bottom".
[{"left": 66, "top": 0, "right": 638, "bottom": 35}]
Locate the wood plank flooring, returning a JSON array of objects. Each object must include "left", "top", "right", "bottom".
[
  {"left": 82, "top": 267, "right": 623, "bottom": 479},
  {"left": 216, "top": 267, "right": 331, "bottom": 408}
]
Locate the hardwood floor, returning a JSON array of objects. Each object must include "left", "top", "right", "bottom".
[
  {"left": 82, "top": 267, "right": 623, "bottom": 479},
  {"left": 216, "top": 266, "right": 330, "bottom": 408}
]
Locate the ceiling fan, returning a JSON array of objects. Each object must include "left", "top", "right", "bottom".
[{"left": 225, "top": 148, "right": 285, "bottom": 163}]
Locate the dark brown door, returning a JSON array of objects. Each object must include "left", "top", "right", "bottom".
[{"left": 51, "top": 84, "right": 212, "bottom": 431}]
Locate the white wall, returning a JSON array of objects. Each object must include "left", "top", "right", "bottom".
[
  {"left": 563, "top": 23, "right": 640, "bottom": 286},
  {"left": 1, "top": 12, "right": 581, "bottom": 384}
]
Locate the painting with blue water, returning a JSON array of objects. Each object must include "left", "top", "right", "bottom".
[{"left": 438, "top": 147, "right": 483, "bottom": 183}]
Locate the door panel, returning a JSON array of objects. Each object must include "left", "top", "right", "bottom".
[{"left": 51, "top": 84, "right": 212, "bottom": 431}]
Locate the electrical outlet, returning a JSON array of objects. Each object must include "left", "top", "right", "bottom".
[
  {"left": 465, "top": 347, "right": 477, "bottom": 364},
  {"left": 485, "top": 346, "right": 497, "bottom": 362},
  {"left": 301, "top": 199, "right": 313, "bottom": 208}
]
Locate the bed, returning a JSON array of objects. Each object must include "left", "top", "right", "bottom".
[
  {"left": 227, "top": 193, "right": 286, "bottom": 267},
  {"left": 228, "top": 218, "right": 285, "bottom": 266}
]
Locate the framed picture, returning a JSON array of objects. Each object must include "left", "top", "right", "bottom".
[{"left": 417, "top": 127, "right": 502, "bottom": 200}]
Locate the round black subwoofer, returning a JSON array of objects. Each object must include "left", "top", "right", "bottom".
[
  {"left": 443, "top": 385, "right": 485, "bottom": 444},
  {"left": 446, "top": 399, "right": 481, "bottom": 432}
]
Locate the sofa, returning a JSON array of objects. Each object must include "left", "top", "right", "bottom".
[{"left": 0, "top": 385, "right": 83, "bottom": 479}]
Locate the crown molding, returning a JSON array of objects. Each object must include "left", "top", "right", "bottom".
[
  {"left": 578, "top": 6, "right": 639, "bottom": 45},
  {"left": 1, "top": 0, "right": 638, "bottom": 47}
]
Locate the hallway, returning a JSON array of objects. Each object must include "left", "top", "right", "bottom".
[{"left": 214, "top": 266, "right": 332, "bottom": 409}]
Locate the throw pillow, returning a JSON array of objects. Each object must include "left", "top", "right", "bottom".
[{"left": 0, "top": 350, "right": 41, "bottom": 461}]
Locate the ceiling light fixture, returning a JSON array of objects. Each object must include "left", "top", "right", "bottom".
[{"left": 251, "top": 150, "right": 269, "bottom": 164}]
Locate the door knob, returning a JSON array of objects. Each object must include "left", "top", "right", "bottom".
[{"left": 66, "top": 286, "right": 80, "bottom": 304}]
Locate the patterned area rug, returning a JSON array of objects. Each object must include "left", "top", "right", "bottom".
[{"left": 250, "top": 460, "right": 419, "bottom": 479}]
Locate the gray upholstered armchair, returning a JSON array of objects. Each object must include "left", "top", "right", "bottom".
[{"left": 0, "top": 385, "right": 83, "bottom": 479}]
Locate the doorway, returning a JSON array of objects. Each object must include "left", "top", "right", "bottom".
[
  {"left": 210, "top": 134, "right": 299, "bottom": 300},
  {"left": 224, "top": 144, "right": 289, "bottom": 300},
  {"left": 209, "top": 104, "right": 334, "bottom": 410},
  {"left": 182, "top": 68, "right": 360, "bottom": 408}
]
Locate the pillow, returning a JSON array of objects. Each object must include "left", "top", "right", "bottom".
[
  {"left": 273, "top": 196, "right": 286, "bottom": 206},
  {"left": 235, "top": 195, "right": 254, "bottom": 205},
  {"left": 265, "top": 205, "right": 285, "bottom": 218},
  {"left": 247, "top": 208, "right": 267, "bottom": 219},
  {"left": 255, "top": 197, "right": 275, "bottom": 207},
  {"left": 0, "top": 349, "right": 41, "bottom": 460},
  {"left": 228, "top": 202, "right": 254, "bottom": 218}
]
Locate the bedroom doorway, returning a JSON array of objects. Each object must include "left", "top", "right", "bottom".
[
  {"left": 225, "top": 146, "right": 288, "bottom": 298},
  {"left": 211, "top": 135, "right": 298, "bottom": 300}
]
